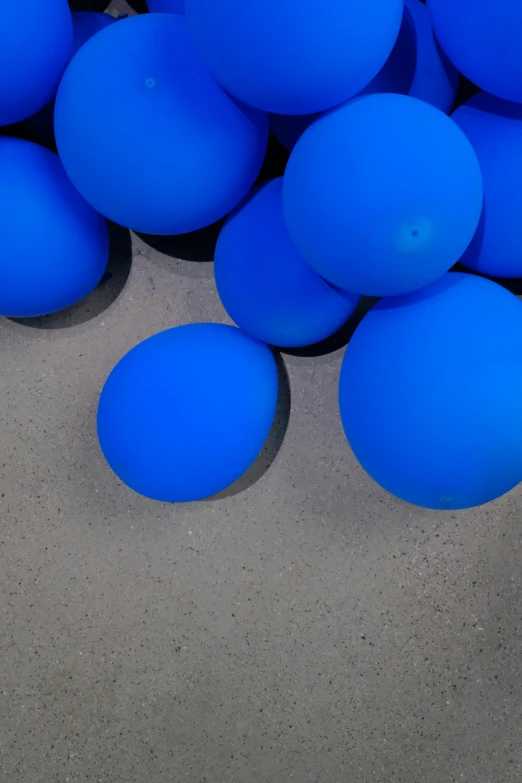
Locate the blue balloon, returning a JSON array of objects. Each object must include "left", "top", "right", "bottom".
[
  {"left": 97, "top": 324, "right": 278, "bottom": 501},
  {"left": 22, "top": 12, "right": 116, "bottom": 148},
  {"left": 55, "top": 14, "right": 268, "bottom": 234},
  {"left": 72, "top": 11, "right": 116, "bottom": 52},
  {"left": 339, "top": 273, "right": 522, "bottom": 510},
  {"left": 215, "top": 179, "right": 359, "bottom": 348},
  {"left": 283, "top": 93, "right": 483, "bottom": 297},
  {"left": 271, "top": 0, "right": 458, "bottom": 152},
  {"left": 0, "top": 0, "right": 72, "bottom": 125},
  {"left": 185, "top": 0, "right": 403, "bottom": 115},
  {"left": 452, "top": 92, "right": 522, "bottom": 278},
  {"left": 0, "top": 137, "right": 109, "bottom": 318},
  {"left": 147, "top": 0, "right": 184, "bottom": 12},
  {"left": 428, "top": 0, "right": 522, "bottom": 104}
]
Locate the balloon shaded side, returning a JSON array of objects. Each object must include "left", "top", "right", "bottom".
[
  {"left": 453, "top": 91, "right": 522, "bottom": 278},
  {"left": 0, "top": 137, "right": 109, "bottom": 318}
]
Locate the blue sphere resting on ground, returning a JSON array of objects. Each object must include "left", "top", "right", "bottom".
[
  {"left": 0, "top": 137, "right": 109, "bottom": 318},
  {"left": 185, "top": 0, "right": 403, "bottom": 115},
  {"left": 339, "top": 273, "right": 522, "bottom": 510},
  {"left": 97, "top": 324, "right": 279, "bottom": 502},
  {"left": 0, "top": 0, "right": 72, "bottom": 125},
  {"left": 215, "top": 179, "right": 359, "bottom": 348},
  {"left": 428, "top": 0, "right": 522, "bottom": 104},
  {"left": 55, "top": 14, "right": 268, "bottom": 234},
  {"left": 453, "top": 92, "right": 522, "bottom": 278},
  {"left": 271, "top": 0, "right": 458, "bottom": 152},
  {"left": 283, "top": 93, "right": 483, "bottom": 297},
  {"left": 147, "top": 0, "right": 184, "bottom": 12}
]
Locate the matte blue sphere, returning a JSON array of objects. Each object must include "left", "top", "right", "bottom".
[
  {"left": 147, "top": 0, "right": 184, "bottom": 12},
  {"left": 185, "top": 0, "right": 403, "bottom": 115},
  {"left": 55, "top": 14, "right": 268, "bottom": 234},
  {"left": 271, "top": 0, "right": 458, "bottom": 152},
  {"left": 215, "top": 179, "right": 359, "bottom": 348},
  {"left": 97, "top": 324, "right": 279, "bottom": 502},
  {"left": 339, "top": 273, "right": 522, "bottom": 510},
  {"left": 0, "top": 137, "right": 109, "bottom": 318},
  {"left": 453, "top": 92, "right": 522, "bottom": 278},
  {"left": 428, "top": 0, "right": 522, "bottom": 104},
  {"left": 283, "top": 94, "right": 483, "bottom": 297},
  {"left": 0, "top": 0, "right": 72, "bottom": 125}
]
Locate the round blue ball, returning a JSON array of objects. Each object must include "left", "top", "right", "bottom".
[
  {"left": 55, "top": 14, "right": 268, "bottom": 234},
  {"left": 339, "top": 273, "right": 522, "bottom": 510},
  {"left": 185, "top": 0, "right": 403, "bottom": 115},
  {"left": 428, "top": 0, "right": 522, "bottom": 104},
  {"left": 0, "top": 137, "right": 109, "bottom": 318},
  {"left": 215, "top": 178, "right": 359, "bottom": 348},
  {"left": 283, "top": 93, "right": 483, "bottom": 297},
  {"left": 453, "top": 92, "right": 522, "bottom": 278},
  {"left": 0, "top": 0, "right": 72, "bottom": 126},
  {"left": 147, "top": 0, "right": 184, "bottom": 12},
  {"left": 97, "top": 324, "right": 279, "bottom": 502},
  {"left": 271, "top": 0, "right": 458, "bottom": 152}
]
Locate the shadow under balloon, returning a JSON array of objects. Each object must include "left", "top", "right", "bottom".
[
  {"left": 134, "top": 134, "right": 290, "bottom": 264},
  {"left": 452, "top": 75, "right": 481, "bottom": 112},
  {"left": 207, "top": 351, "right": 291, "bottom": 500},
  {"left": 135, "top": 219, "right": 223, "bottom": 263},
  {"left": 11, "top": 221, "right": 132, "bottom": 330},
  {"left": 280, "top": 296, "right": 379, "bottom": 359},
  {"left": 68, "top": 0, "right": 111, "bottom": 10},
  {"left": 122, "top": 0, "right": 149, "bottom": 12}
]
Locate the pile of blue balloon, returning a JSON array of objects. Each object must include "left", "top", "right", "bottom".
[{"left": 3, "top": 0, "right": 522, "bottom": 510}]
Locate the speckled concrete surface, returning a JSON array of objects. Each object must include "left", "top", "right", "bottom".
[{"left": 1, "top": 3, "right": 522, "bottom": 782}]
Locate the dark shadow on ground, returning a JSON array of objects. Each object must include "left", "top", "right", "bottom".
[
  {"left": 208, "top": 351, "right": 291, "bottom": 499},
  {"left": 280, "top": 296, "right": 379, "bottom": 359}
]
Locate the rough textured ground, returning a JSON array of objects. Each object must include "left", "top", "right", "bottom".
[{"left": 1, "top": 2, "right": 521, "bottom": 781}]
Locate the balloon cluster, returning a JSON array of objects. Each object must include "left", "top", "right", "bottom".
[{"left": 2, "top": 0, "right": 522, "bottom": 509}]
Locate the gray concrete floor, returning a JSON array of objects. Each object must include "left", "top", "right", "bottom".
[
  {"left": 2, "top": 228, "right": 522, "bottom": 782},
  {"left": 1, "top": 3, "right": 522, "bottom": 781}
]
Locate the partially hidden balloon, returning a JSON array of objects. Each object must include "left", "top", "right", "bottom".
[
  {"left": 147, "top": 0, "right": 184, "bottom": 12},
  {"left": 0, "top": 137, "right": 109, "bottom": 318},
  {"left": 453, "top": 92, "right": 522, "bottom": 278},
  {"left": 339, "top": 273, "right": 522, "bottom": 510},
  {"left": 428, "top": 0, "right": 522, "bottom": 104},
  {"left": 21, "top": 11, "right": 116, "bottom": 149},
  {"left": 55, "top": 14, "right": 268, "bottom": 234},
  {"left": 185, "top": 0, "right": 403, "bottom": 115},
  {"left": 97, "top": 324, "right": 278, "bottom": 501},
  {"left": 0, "top": 0, "right": 72, "bottom": 125},
  {"left": 283, "top": 93, "right": 483, "bottom": 297},
  {"left": 72, "top": 10, "right": 116, "bottom": 51},
  {"left": 215, "top": 179, "right": 359, "bottom": 348},
  {"left": 271, "top": 0, "right": 458, "bottom": 152}
]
